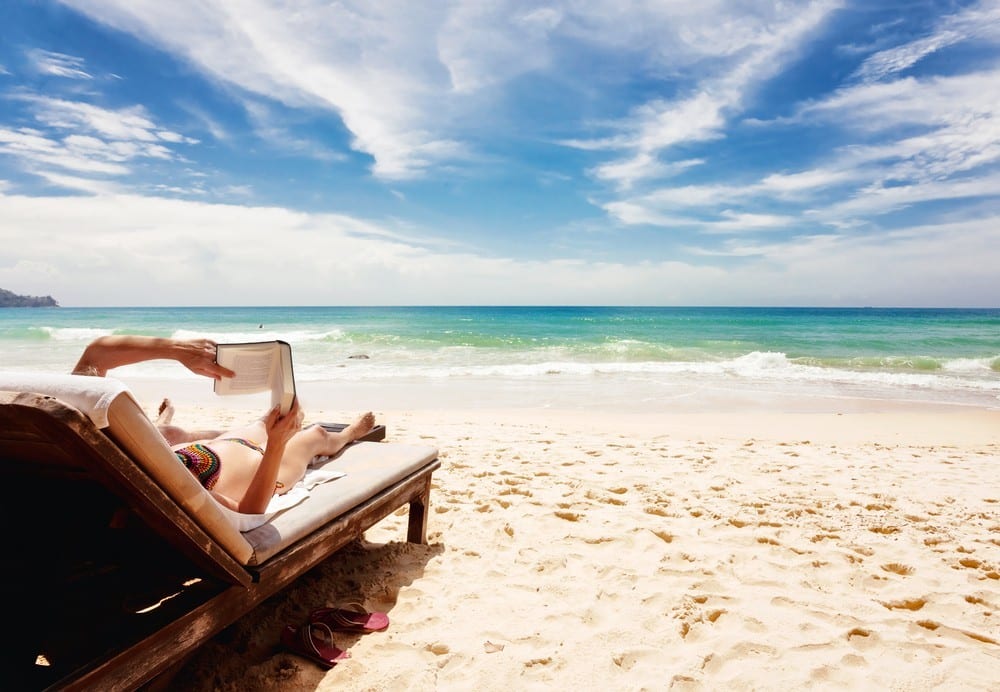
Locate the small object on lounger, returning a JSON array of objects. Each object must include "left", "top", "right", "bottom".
[
  {"left": 310, "top": 604, "right": 389, "bottom": 633},
  {"left": 281, "top": 622, "right": 350, "bottom": 668}
]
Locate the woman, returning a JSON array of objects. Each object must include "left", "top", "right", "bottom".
[{"left": 73, "top": 335, "right": 375, "bottom": 514}]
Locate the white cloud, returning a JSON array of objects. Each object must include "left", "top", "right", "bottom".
[
  {"left": 801, "top": 69, "right": 1000, "bottom": 136},
  {"left": 758, "top": 168, "right": 857, "bottom": 195},
  {"left": 588, "top": 1, "right": 999, "bottom": 233},
  {"left": 600, "top": 170, "right": 855, "bottom": 228},
  {"left": 28, "top": 49, "right": 92, "bottom": 79},
  {"left": 58, "top": 0, "right": 461, "bottom": 178},
  {"left": 710, "top": 211, "right": 795, "bottom": 232},
  {"left": 0, "top": 127, "right": 129, "bottom": 175},
  {"left": 572, "top": 0, "right": 842, "bottom": 188},
  {"left": 21, "top": 95, "right": 196, "bottom": 145},
  {"left": 600, "top": 199, "right": 696, "bottom": 227},
  {"left": 791, "top": 67, "right": 1000, "bottom": 221},
  {"left": 57, "top": 1, "right": 848, "bottom": 182},
  {"left": 1, "top": 191, "right": 996, "bottom": 306},
  {"left": 810, "top": 172, "right": 1000, "bottom": 221},
  {"left": 438, "top": 3, "right": 556, "bottom": 93},
  {"left": 240, "top": 100, "right": 346, "bottom": 163},
  {"left": 176, "top": 101, "right": 230, "bottom": 141},
  {"left": 853, "top": 0, "right": 1000, "bottom": 82},
  {"left": 589, "top": 154, "right": 705, "bottom": 191},
  {"left": 853, "top": 31, "right": 963, "bottom": 83},
  {"left": 0, "top": 95, "right": 199, "bottom": 186},
  {"left": 605, "top": 61, "right": 1000, "bottom": 230},
  {"left": 32, "top": 171, "right": 122, "bottom": 195}
]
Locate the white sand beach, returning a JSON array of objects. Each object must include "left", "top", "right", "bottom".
[{"left": 148, "top": 402, "right": 1000, "bottom": 691}]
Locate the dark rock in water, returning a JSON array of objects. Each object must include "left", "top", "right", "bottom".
[
  {"left": 0, "top": 288, "right": 59, "bottom": 307},
  {"left": 348, "top": 354, "right": 370, "bottom": 360}
]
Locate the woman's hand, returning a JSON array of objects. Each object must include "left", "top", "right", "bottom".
[
  {"left": 240, "top": 398, "right": 303, "bottom": 514},
  {"left": 264, "top": 398, "right": 303, "bottom": 448},
  {"left": 174, "top": 339, "right": 236, "bottom": 380}
]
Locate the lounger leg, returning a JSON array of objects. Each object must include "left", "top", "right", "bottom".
[{"left": 406, "top": 479, "right": 431, "bottom": 544}]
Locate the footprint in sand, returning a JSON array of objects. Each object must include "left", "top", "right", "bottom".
[
  {"left": 584, "top": 490, "right": 626, "bottom": 506},
  {"left": 881, "top": 597, "right": 927, "bottom": 611},
  {"left": 916, "top": 620, "right": 1000, "bottom": 645}
]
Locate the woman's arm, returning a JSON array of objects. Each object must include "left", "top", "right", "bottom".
[
  {"left": 209, "top": 490, "right": 240, "bottom": 512},
  {"left": 236, "top": 399, "right": 303, "bottom": 514},
  {"left": 72, "top": 335, "right": 235, "bottom": 379}
]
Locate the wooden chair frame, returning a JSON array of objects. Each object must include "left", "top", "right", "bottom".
[{"left": 0, "top": 391, "right": 439, "bottom": 690}]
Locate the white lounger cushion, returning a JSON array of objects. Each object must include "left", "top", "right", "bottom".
[{"left": 243, "top": 441, "right": 438, "bottom": 565}]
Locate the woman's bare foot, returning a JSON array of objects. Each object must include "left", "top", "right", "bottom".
[
  {"left": 156, "top": 398, "right": 174, "bottom": 425},
  {"left": 316, "top": 412, "right": 376, "bottom": 455},
  {"left": 344, "top": 412, "right": 376, "bottom": 442},
  {"left": 154, "top": 398, "right": 225, "bottom": 445}
]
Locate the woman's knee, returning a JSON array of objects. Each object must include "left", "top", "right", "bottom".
[{"left": 294, "top": 424, "right": 327, "bottom": 447}]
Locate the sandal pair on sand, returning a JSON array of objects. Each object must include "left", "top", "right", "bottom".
[{"left": 281, "top": 604, "right": 390, "bottom": 669}]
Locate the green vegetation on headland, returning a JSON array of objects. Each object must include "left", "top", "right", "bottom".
[{"left": 0, "top": 288, "right": 59, "bottom": 307}]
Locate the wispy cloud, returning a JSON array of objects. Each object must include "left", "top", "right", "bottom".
[
  {"left": 176, "top": 101, "right": 230, "bottom": 141},
  {"left": 58, "top": 1, "right": 462, "bottom": 178},
  {"left": 22, "top": 94, "right": 197, "bottom": 145},
  {"left": 852, "top": 0, "right": 1000, "bottom": 82},
  {"left": 810, "top": 172, "right": 1000, "bottom": 222},
  {"left": 793, "top": 66, "right": 1000, "bottom": 222},
  {"left": 0, "top": 127, "right": 129, "bottom": 175},
  {"left": 28, "top": 49, "right": 93, "bottom": 79},
  {"left": 241, "top": 99, "right": 346, "bottom": 163},
  {"left": 57, "top": 0, "right": 847, "bottom": 183},
  {"left": 601, "top": 2, "right": 1000, "bottom": 235},
  {"left": 572, "top": 0, "right": 842, "bottom": 189},
  {"left": 0, "top": 94, "right": 199, "bottom": 191},
  {"left": 32, "top": 170, "right": 122, "bottom": 195}
]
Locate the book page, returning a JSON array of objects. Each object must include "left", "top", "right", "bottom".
[
  {"left": 225, "top": 352, "right": 276, "bottom": 393},
  {"left": 214, "top": 341, "right": 296, "bottom": 415},
  {"left": 214, "top": 343, "right": 279, "bottom": 396}
]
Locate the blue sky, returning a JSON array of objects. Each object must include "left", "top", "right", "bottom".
[{"left": 0, "top": 0, "right": 998, "bottom": 306}]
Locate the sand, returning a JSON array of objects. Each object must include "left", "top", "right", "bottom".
[{"left": 156, "top": 403, "right": 1000, "bottom": 691}]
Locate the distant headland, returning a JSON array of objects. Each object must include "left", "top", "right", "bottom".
[{"left": 0, "top": 288, "right": 59, "bottom": 307}]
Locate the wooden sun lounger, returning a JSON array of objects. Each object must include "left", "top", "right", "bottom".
[{"left": 0, "top": 378, "right": 439, "bottom": 691}]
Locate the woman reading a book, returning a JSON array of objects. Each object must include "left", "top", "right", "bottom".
[{"left": 73, "top": 335, "right": 377, "bottom": 514}]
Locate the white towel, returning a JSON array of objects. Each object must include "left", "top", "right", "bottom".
[
  {"left": 0, "top": 371, "right": 133, "bottom": 428},
  {"left": 213, "top": 465, "right": 346, "bottom": 532}
]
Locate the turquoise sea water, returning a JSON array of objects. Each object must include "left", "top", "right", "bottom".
[{"left": 1, "top": 306, "right": 998, "bottom": 411}]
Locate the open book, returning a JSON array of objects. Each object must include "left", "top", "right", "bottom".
[{"left": 213, "top": 341, "right": 296, "bottom": 415}]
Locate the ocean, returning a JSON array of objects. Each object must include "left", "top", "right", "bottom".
[{"left": 1, "top": 306, "right": 998, "bottom": 412}]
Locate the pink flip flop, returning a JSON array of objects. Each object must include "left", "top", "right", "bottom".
[
  {"left": 281, "top": 622, "right": 350, "bottom": 669},
  {"left": 310, "top": 604, "right": 389, "bottom": 634}
]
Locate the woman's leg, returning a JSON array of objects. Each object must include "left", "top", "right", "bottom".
[{"left": 274, "top": 413, "right": 376, "bottom": 491}]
